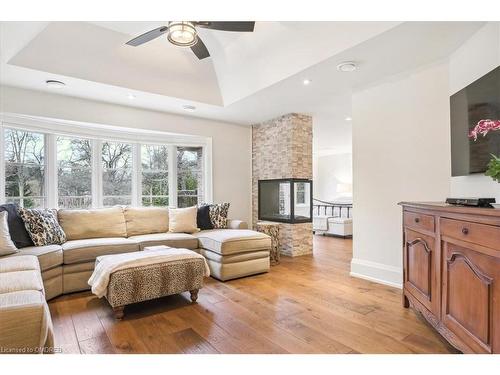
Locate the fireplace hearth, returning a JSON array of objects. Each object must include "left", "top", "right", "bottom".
[{"left": 258, "top": 178, "right": 312, "bottom": 224}]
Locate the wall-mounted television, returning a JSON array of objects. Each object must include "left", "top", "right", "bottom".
[{"left": 450, "top": 65, "right": 500, "bottom": 177}]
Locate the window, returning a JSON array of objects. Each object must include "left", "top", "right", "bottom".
[
  {"left": 3, "top": 129, "right": 46, "bottom": 208},
  {"left": 102, "top": 141, "right": 133, "bottom": 206},
  {"left": 1, "top": 117, "right": 210, "bottom": 209},
  {"left": 141, "top": 144, "right": 169, "bottom": 206},
  {"left": 177, "top": 147, "right": 203, "bottom": 208},
  {"left": 57, "top": 137, "right": 92, "bottom": 208}
]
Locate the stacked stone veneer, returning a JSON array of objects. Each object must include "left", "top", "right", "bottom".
[{"left": 252, "top": 113, "right": 313, "bottom": 257}]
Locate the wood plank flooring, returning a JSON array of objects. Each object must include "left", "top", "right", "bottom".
[{"left": 48, "top": 235, "right": 458, "bottom": 354}]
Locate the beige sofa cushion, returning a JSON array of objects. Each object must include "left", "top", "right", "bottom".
[
  {"left": 7, "top": 245, "right": 63, "bottom": 272},
  {"left": 0, "top": 270, "right": 44, "bottom": 294},
  {"left": 62, "top": 237, "right": 140, "bottom": 264},
  {"left": 0, "top": 290, "right": 54, "bottom": 352},
  {"left": 168, "top": 206, "right": 199, "bottom": 234},
  {"left": 194, "top": 229, "right": 271, "bottom": 255},
  {"left": 205, "top": 257, "right": 270, "bottom": 281},
  {"left": 0, "top": 255, "right": 40, "bottom": 273},
  {"left": 58, "top": 207, "right": 127, "bottom": 240},
  {"left": 124, "top": 206, "right": 169, "bottom": 236},
  {"left": 129, "top": 232, "right": 199, "bottom": 250},
  {"left": 199, "top": 248, "right": 269, "bottom": 264}
]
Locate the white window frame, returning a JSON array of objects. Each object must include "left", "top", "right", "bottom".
[{"left": 0, "top": 113, "right": 213, "bottom": 208}]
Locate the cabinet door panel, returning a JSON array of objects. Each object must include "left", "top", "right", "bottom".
[
  {"left": 404, "top": 229, "right": 438, "bottom": 314},
  {"left": 442, "top": 242, "right": 500, "bottom": 353}
]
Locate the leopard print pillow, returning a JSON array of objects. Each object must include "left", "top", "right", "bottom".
[
  {"left": 209, "top": 203, "right": 230, "bottom": 229},
  {"left": 19, "top": 208, "right": 66, "bottom": 246}
]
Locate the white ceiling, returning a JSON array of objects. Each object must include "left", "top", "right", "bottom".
[{"left": 0, "top": 21, "right": 486, "bottom": 154}]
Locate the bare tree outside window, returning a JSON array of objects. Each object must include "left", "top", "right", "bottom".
[
  {"left": 4, "top": 129, "right": 45, "bottom": 208},
  {"left": 177, "top": 147, "right": 203, "bottom": 208},
  {"left": 141, "top": 145, "right": 169, "bottom": 206},
  {"left": 102, "top": 141, "right": 132, "bottom": 206},
  {"left": 57, "top": 137, "right": 92, "bottom": 208}
]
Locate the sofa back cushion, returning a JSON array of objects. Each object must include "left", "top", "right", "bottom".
[
  {"left": 58, "top": 207, "right": 127, "bottom": 240},
  {"left": 124, "top": 207, "right": 169, "bottom": 237}
]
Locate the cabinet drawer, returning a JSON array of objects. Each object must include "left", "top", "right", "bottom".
[
  {"left": 441, "top": 218, "right": 500, "bottom": 251},
  {"left": 404, "top": 211, "right": 435, "bottom": 233}
]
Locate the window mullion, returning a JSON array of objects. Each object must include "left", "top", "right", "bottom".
[
  {"left": 132, "top": 143, "right": 141, "bottom": 207},
  {"left": 92, "top": 139, "right": 102, "bottom": 208},
  {"left": 46, "top": 134, "right": 57, "bottom": 208},
  {"left": 204, "top": 142, "right": 213, "bottom": 203},
  {"left": 168, "top": 145, "right": 177, "bottom": 208}
]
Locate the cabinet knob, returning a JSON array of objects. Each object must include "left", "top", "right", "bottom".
[
  {"left": 462, "top": 227, "right": 469, "bottom": 235},
  {"left": 414, "top": 217, "right": 420, "bottom": 223}
]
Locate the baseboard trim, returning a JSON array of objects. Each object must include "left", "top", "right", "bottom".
[{"left": 350, "top": 258, "right": 403, "bottom": 289}]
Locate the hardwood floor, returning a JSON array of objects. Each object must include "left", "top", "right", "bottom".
[{"left": 48, "top": 235, "right": 458, "bottom": 354}]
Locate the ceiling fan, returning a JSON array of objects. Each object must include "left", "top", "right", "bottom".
[{"left": 125, "top": 21, "right": 255, "bottom": 60}]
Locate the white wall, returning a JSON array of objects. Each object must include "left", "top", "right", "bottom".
[
  {"left": 0, "top": 86, "right": 252, "bottom": 223},
  {"left": 313, "top": 152, "right": 352, "bottom": 201},
  {"left": 351, "top": 62, "right": 451, "bottom": 288},
  {"left": 449, "top": 22, "right": 500, "bottom": 201}
]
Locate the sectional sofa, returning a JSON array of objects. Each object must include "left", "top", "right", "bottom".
[
  {"left": 6, "top": 206, "right": 271, "bottom": 300},
  {"left": 0, "top": 206, "right": 271, "bottom": 353}
]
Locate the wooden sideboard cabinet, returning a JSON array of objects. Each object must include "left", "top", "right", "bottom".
[{"left": 399, "top": 202, "right": 500, "bottom": 354}]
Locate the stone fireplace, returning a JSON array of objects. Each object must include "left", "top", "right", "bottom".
[{"left": 252, "top": 113, "right": 313, "bottom": 257}]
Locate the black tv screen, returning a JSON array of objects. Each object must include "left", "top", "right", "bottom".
[{"left": 450, "top": 65, "right": 500, "bottom": 177}]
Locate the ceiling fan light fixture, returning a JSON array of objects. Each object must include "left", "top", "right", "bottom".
[{"left": 167, "top": 22, "right": 198, "bottom": 47}]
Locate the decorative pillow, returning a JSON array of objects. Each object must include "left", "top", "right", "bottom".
[
  {"left": 0, "top": 203, "right": 34, "bottom": 248},
  {"left": 209, "top": 203, "right": 230, "bottom": 229},
  {"left": 197, "top": 204, "right": 213, "bottom": 231},
  {"left": 168, "top": 206, "right": 199, "bottom": 234},
  {"left": 19, "top": 208, "right": 66, "bottom": 246},
  {"left": 0, "top": 211, "right": 19, "bottom": 256}
]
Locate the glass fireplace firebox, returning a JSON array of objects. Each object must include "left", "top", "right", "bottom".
[{"left": 258, "top": 178, "right": 312, "bottom": 224}]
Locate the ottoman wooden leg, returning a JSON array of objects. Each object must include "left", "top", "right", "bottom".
[
  {"left": 113, "top": 305, "right": 125, "bottom": 320},
  {"left": 190, "top": 289, "right": 199, "bottom": 302}
]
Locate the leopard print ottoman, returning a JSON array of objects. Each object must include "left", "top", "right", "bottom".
[{"left": 103, "top": 257, "right": 206, "bottom": 319}]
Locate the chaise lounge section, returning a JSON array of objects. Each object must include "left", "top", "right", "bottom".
[{"left": 195, "top": 228, "right": 271, "bottom": 281}]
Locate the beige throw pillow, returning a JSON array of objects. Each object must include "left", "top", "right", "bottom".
[
  {"left": 0, "top": 211, "right": 19, "bottom": 256},
  {"left": 168, "top": 206, "right": 199, "bottom": 234}
]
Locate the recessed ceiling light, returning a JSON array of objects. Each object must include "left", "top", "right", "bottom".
[
  {"left": 45, "top": 80, "right": 65, "bottom": 89},
  {"left": 337, "top": 62, "right": 357, "bottom": 72},
  {"left": 345, "top": 116, "right": 352, "bottom": 121},
  {"left": 182, "top": 104, "right": 196, "bottom": 112},
  {"left": 127, "top": 93, "right": 136, "bottom": 100},
  {"left": 303, "top": 79, "right": 312, "bottom": 86}
]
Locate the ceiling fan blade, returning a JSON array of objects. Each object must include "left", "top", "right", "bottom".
[
  {"left": 126, "top": 26, "right": 169, "bottom": 46},
  {"left": 191, "top": 37, "right": 210, "bottom": 60},
  {"left": 196, "top": 22, "right": 255, "bottom": 32}
]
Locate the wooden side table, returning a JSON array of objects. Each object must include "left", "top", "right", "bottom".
[{"left": 256, "top": 221, "right": 280, "bottom": 266}]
